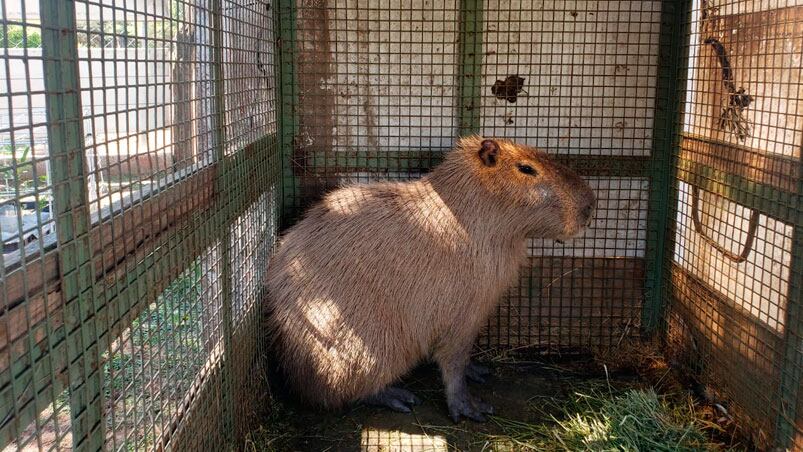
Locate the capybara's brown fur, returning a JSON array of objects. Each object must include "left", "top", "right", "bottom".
[{"left": 265, "top": 136, "right": 595, "bottom": 421}]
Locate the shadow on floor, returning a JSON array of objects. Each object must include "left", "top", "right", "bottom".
[{"left": 249, "top": 356, "right": 649, "bottom": 451}]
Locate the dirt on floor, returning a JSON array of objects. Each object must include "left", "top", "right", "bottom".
[{"left": 246, "top": 349, "right": 753, "bottom": 452}]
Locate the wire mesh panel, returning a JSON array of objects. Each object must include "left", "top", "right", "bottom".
[
  {"left": 667, "top": 0, "right": 803, "bottom": 448},
  {"left": 103, "top": 246, "right": 224, "bottom": 450},
  {"left": 476, "top": 0, "right": 663, "bottom": 350},
  {"left": 282, "top": 0, "right": 668, "bottom": 352},
  {"left": 284, "top": 0, "right": 461, "bottom": 220},
  {"left": 222, "top": 0, "right": 277, "bottom": 155},
  {"left": 479, "top": 1, "right": 661, "bottom": 156},
  {"left": 76, "top": 0, "right": 218, "bottom": 217},
  {"left": 0, "top": 0, "right": 281, "bottom": 450},
  {"left": 0, "top": 0, "right": 68, "bottom": 449}
]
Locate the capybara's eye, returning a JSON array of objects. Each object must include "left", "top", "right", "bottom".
[{"left": 517, "top": 164, "right": 537, "bottom": 176}]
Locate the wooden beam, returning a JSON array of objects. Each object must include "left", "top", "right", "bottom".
[
  {"left": 676, "top": 156, "right": 798, "bottom": 225},
  {"left": 89, "top": 163, "right": 218, "bottom": 278},
  {"left": 295, "top": 148, "right": 650, "bottom": 177},
  {"left": 680, "top": 135, "right": 799, "bottom": 194},
  {"left": 2, "top": 253, "right": 60, "bottom": 316}
]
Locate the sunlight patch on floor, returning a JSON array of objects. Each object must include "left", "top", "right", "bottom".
[{"left": 360, "top": 427, "right": 449, "bottom": 452}]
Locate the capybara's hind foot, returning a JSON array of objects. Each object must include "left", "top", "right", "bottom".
[
  {"left": 447, "top": 390, "right": 494, "bottom": 423},
  {"left": 362, "top": 387, "right": 421, "bottom": 413},
  {"left": 466, "top": 361, "right": 491, "bottom": 384}
]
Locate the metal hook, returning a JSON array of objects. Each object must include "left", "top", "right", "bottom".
[{"left": 690, "top": 185, "right": 760, "bottom": 264}]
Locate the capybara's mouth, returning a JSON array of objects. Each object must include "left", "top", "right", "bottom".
[{"left": 555, "top": 223, "right": 591, "bottom": 243}]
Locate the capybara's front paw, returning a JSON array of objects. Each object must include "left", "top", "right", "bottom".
[
  {"left": 447, "top": 390, "right": 494, "bottom": 423},
  {"left": 363, "top": 386, "right": 421, "bottom": 413}
]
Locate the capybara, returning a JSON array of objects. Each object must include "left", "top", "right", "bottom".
[{"left": 265, "top": 136, "right": 596, "bottom": 422}]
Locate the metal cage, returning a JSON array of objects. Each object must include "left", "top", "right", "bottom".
[{"left": 0, "top": 0, "right": 801, "bottom": 450}]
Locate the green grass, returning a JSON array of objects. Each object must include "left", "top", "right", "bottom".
[{"left": 480, "top": 388, "right": 726, "bottom": 451}]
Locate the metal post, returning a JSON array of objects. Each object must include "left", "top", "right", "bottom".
[
  {"left": 457, "top": 0, "right": 483, "bottom": 136},
  {"left": 210, "top": 0, "right": 235, "bottom": 445},
  {"left": 774, "top": 157, "right": 803, "bottom": 448},
  {"left": 276, "top": 0, "right": 299, "bottom": 228},
  {"left": 642, "top": 0, "right": 690, "bottom": 334},
  {"left": 39, "top": 0, "right": 103, "bottom": 449}
]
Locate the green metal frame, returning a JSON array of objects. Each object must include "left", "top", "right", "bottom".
[
  {"left": 774, "top": 152, "right": 803, "bottom": 447},
  {"left": 210, "top": 0, "right": 236, "bottom": 444},
  {"left": 276, "top": 0, "right": 300, "bottom": 229},
  {"left": 642, "top": 0, "right": 689, "bottom": 334},
  {"left": 300, "top": 149, "right": 650, "bottom": 177},
  {"left": 676, "top": 158, "right": 798, "bottom": 225},
  {"left": 39, "top": 0, "right": 104, "bottom": 449},
  {"left": 458, "top": 0, "right": 483, "bottom": 136}
]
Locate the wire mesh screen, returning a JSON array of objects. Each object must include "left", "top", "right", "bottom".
[
  {"left": 477, "top": 1, "right": 662, "bottom": 350},
  {"left": 0, "top": 0, "right": 280, "bottom": 450},
  {"left": 283, "top": 0, "right": 461, "bottom": 220},
  {"left": 284, "top": 0, "right": 666, "bottom": 354},
  {"left": 667, "top": 0, "right": 803, "bottom": 448}
]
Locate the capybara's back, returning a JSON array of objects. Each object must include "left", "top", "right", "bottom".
[{"left": 265, "top": 136, "right": 595, "bottom": 421}]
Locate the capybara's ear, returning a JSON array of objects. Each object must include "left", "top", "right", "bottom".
[{"left": 478, "top": 139, "right": 500, "bottom": 167}]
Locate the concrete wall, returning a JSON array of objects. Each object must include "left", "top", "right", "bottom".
[{"left": 294, "top": 0, "right": 662, "bottom": 259}]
